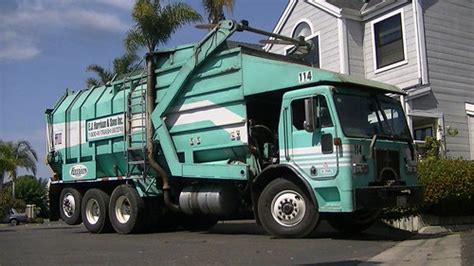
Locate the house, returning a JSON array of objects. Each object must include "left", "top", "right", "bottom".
[{"left": 265, "top": 0, "right": 474, "bottom": 159}]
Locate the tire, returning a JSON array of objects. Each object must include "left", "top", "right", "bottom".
[
  {"left": 109, "top": 184, "right": 145, "bottom": 234},
  {"left": 258, "top": 178, "right": 319, "bottom": 238},
  {"left": 10, "top": 219, "right": 18, "bottom": 226},
  {"left": 60, "top": 187, "right": 82, "bottom": 225},
  {"left": 326, "top": 210, "right": 380, "bottom": 234},
  {"left": 180, "top": 215, "right": 218, "bottom": 231},
  {"left": 81, "top": 189, "right": 112, "bottom": 234}
]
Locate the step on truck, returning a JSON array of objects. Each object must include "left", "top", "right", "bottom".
[{"left": 46, "top": 20, "right": 422, "bottom": 237}]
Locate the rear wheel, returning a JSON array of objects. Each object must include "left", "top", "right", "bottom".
[
  {"left": 327, "top": 210, "right": 380, "bottom": 234},
  {"left": 109, "top": 184, "right": 145, "bottom": 234},
  {"left": 258, "top": 178, "right": 319, "bottom": 238},
  {"left": 81, "top": 189, "right": 112, "bottom": 234},
  {"left": 60, "top": 188, "right": 82, "bottom": 225}
]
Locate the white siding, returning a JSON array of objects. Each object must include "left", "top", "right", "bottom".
[
  {"left": 469, "top": 116, "right": 474, "bottom": 160},
  {"left": 363, "top": 4, "right": 419, "bottom": 89},
  {"left": 422, "top": 0, "right": 474, "bottom": 159},
  {"left": 268, "top": 1, "right": 341, "bottom": 72},
  {"left": 346, "top": 19, "right": 364, "bottom": 78}
]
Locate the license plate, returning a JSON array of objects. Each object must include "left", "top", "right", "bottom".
[{"left": 397, "top": 196, "right": 407, "bottom": 207}]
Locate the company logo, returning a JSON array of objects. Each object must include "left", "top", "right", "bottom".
[{"left": 70, "top": 164, "right": 88, "bottom": 178}]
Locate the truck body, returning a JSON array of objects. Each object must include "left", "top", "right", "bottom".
[{"left": 47, "top": 21, "right": 422, "bottom": 237}]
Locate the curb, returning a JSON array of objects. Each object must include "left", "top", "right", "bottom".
[{"left": 382, "top": 215, "right": 474, "bottom": 233}]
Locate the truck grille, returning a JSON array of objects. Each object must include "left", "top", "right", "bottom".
[{"left": 375, "top": 149, "right": 400, "bottom": 184}]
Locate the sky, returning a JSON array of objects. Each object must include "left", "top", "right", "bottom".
[{"left": 0, "top": 0, "right": 288, "bottom": 180}]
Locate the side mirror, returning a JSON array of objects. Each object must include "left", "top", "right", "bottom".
[{"left": 304, "top": 98, "right": 317, "bottom": 132}]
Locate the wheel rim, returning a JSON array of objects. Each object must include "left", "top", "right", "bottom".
[
  {"left": 85, "top": 199, "right": 100, "bottom": 225},
  {"left": 62, "top": 193, "right": 76, "bottom": 218},
  {"left": 271, "top": 190, "right": 306, "bottom": 227},
  {"left": 115, "top": 195, "right": 131, "bottom": 224}
]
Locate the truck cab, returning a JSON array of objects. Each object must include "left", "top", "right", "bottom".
[{"left": 248, "top": 80, "right": 421, "bottom": 237}]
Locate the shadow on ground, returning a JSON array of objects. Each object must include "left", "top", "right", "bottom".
[{"left": 202, "top": 220, "right": 417, "bottom": 241}]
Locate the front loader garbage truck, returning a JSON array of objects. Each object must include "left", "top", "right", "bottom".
[{"left": 46, "top": 20, "right": 422, "bottom": 237}]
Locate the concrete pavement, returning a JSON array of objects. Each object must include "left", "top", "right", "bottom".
[
  {"left": 0, "top": 220, "right": 471, "bottom": 265},
  {"left": 360, "top": 225, "right": 473, "bottom": 266}
]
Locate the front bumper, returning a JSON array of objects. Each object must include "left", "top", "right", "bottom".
[{"left": 355, "top": 185, "right": 423, "bottom": 209}]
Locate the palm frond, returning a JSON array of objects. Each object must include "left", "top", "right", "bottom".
[
  {"left": 0, "top": 140, "right": 38, "bottom": 180},
  {"left": 86, "top": 64, "right": 113, "bottom": 85},
  {"left": 125, "top": 28, "right": 148, "bottom": 53},
  {"left": 86, "top": 78, "right": 100, "bottom": 88},
  {"left": 113, "top": 53, "right": 140, "bottom": 75},
  {"left": 127, "top": 0, "right": 202, "bottom": 53},
  {"left": 202, "top": 0, "right": 234, "bottom": 24}
]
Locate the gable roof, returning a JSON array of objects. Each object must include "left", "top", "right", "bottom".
[
  {"left": 327, "top": 0, "right": 385, "bottom": 13},
  {"left": 263, "top": 0, "right": 298, "bottom": 51},
  {"left": 265, "top": 0, "right": 404, "bottom": 43}
]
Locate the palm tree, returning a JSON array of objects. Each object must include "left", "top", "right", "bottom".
[
  {"left": 113, "top": 53, "right": 140, "bottom": 76},
  {"left": 86, "top": 53, "right": 140, "bottom": 88},
  {"left": 202, "top": 0, "right": 234, "bottom": 25},
  {"left": 124, "top": 0, "right": 201, "bottom": 211},
  {"left": 125, "top": 0, "right": 202, "bottom": 53},
  {"left": 86, "top": 64, "right": 114, "bottom": 88},
  {"left": 0, "top": 140, "right": 38, "bottom": 198}
]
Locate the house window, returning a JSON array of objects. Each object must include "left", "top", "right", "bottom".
[
  {"left": 414, "top": 126, "right": 433, "bottom": 141},
  {"left": 288, "top": 21, "right": 320, "bottom": 67},
  {"left": 373, "top": 12, "right": 405, "bottom": 69},
  {"left": 292, "top": 22, "right": 311, "bottom": 38}
]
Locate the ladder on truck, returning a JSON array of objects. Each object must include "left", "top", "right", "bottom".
[{"left": 124, "top": 77, "right": 148, "bottom": 178}]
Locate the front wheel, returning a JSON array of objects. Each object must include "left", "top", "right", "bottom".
[
  {"left": 10, "top": 219, "right": 18, "bottom": 226},
  {"left": 109, "top": 184, "right": 145, "bottom": 234},
  {"left": 258, "top": 178, "right": 319, "bottom": 238}
]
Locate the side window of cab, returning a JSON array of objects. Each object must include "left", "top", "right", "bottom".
[{"left": 291, "top": 95, "right": 333, "bottom": 130}]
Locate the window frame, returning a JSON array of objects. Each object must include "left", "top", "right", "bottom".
[
  {"left": 290, "top": 95, "right": 333, "bottom": 132},
  {"left": 371, "top": 9, "right": 408, "bottom": 74},
  {"left": 413, "top": 125, "right": 434, "bottom": 142},
  {"left": 285, "top": 19, "right": 321, "bottom": 68}
]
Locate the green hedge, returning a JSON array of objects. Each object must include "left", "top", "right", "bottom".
[{"left": 418, "top": 159, "right": 474, "bottom": 216}]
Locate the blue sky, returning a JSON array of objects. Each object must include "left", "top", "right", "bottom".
[{"left": 0, "top": 0, "right": 287, "bottom": 179}]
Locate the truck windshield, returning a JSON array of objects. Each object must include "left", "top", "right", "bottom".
[{"left": 334, "top": 93, "right": 411, "bottom": 140}]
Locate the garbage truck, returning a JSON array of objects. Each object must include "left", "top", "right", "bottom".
[{"left": 46, "top": 20, "right": 422, "bottom": 238}]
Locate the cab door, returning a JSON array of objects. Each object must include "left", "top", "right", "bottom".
[{"left": 288, "top": 95, "right": 338, "bottom": 179}]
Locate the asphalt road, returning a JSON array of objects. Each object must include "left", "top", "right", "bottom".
[{"left": 0, "top": 220, "right": 415, "bottom": 265}]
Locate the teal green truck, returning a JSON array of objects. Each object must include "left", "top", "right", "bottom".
[{"left": 46, "top": 21, "right": 422, "bottom": 238}]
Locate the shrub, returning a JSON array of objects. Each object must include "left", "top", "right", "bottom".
[
  {"left": 27, "top": 217, "right": 44, "bottom": 224},
  {"left": 418, "top": 159, "right": 474, "bottom": 216},
  {"left": 0, "top": 187, "right": 26, "bottom": 217},
  {"left": 15, "top": 175, "right": 49, "bottom": 217}
]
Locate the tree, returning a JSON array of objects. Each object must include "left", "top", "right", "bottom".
[
  {"left": 86, "top": 53, "right": 140, "bottom": 88},
  {"left": 15, "top": 175, "right": 49, "bottom": 217},
  {"left": 124, "top": 0, "right": 202, "bottom": 53},
  {"left": 0, "top": 140, "right": 38, "bottom": 198},
  {"left": 0, "top": 186, "right": 27, "bottom": 220},
  {"left": 86, "top": 64, "right": 114, "bottom": 88},
  {"left": 113, "top": 53, "right": 140, "bottom": 76},
  {"left": 202, "top": 0, "right": 234, "bottom": 24}
]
